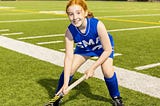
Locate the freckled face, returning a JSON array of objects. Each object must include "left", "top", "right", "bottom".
[{"left": 67, "top": 5, "right": 87, "bottom": 27}]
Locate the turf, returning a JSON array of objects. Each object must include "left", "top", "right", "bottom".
[
  {"left": 0, "top": 46, "right": 160, "bottom": 106},
  {"left": 0, "top": 1, "right": 160, "bottom": 106}
]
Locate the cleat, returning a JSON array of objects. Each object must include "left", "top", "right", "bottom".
[{"left": 112, "top": 96, "right": 124, "bottom": 106}]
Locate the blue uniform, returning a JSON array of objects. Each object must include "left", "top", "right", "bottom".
[
  {"left": 68, "top": 17, "right": 114, "bottom": 58},
  {"left": 56, "top": 18, "right": 120, "bottom": 99}
]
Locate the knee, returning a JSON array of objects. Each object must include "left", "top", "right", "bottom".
[{"left": 103, "top": 67, "right": 114, "bottom": 78}]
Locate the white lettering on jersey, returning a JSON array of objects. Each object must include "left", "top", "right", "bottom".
[
  {"left": 96, "top": 37, "right": 100, "bottom": 44},
  {"left": 92, "top": 45, "right": 102, "bottom": 51},
  {"left": 82, "top": 39, "right": 95, "bottom": 47},
  {"left": 76, "top": 42, "right": 84, "bottom": 48},
  {"left": 75, "top": 37, "right": 103, "bottom": 50}
]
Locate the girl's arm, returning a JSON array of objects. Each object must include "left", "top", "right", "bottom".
[
  {"left": 85, "top": 21, "right": 112, "bottom": 78},
  {"left": 56, "top": 28, "right": 74, "bottom": 95},
  {"left": 63, "top": 29, "right": 74, "bottom": 86}
]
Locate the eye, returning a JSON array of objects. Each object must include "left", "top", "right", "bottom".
[
  {"left": 67, "top": 12, "right": 73, "bottom": 16},
  {"left": 77, "top": 12, "right": 81, "bottom": 15},
  {"left": 77, "top": 11, "right": 81, "bottom": 15}
]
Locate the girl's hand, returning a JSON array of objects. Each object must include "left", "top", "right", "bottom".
[
  {"left": 85, "top": 68, "right": 95, "bottom": 79},
  {"left": 56, "top": 84, "right": 69, "bottom": 96}
]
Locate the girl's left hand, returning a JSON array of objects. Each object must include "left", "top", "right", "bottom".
[{"left": 84, "top": 68, "right": 95, "bottom": 79}]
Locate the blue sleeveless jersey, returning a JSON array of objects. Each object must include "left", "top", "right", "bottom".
[{"left": 68, "top": 18, "right": 114, "bottom": 58}]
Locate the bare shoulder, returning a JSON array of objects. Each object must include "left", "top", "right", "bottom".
[
  {"left": 97, "top": 20, "right": 106, "bottom": 29},
  {"left": 97, "top": 20, "right": 108, "bottom": 36},
  {"left": 65, "top": 28, "right": 73, "bottom": 40}
]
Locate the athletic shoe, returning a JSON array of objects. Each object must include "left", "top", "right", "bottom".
[{"left": 112, "top": 96, "right": 124, "bottom": 106}]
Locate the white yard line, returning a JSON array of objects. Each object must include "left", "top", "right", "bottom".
[
  {"left": 37, "top": 40, "right": 63, "bottom": 45},
  {"left": 18, "top": 34, "right": 64, "bottom": 40},
  {"left": 1, "top": 32, "right": 23, "bottom": 36},
  {"left": 114, "top": 53, "right": 122, "bottom": 56},
  {"left": 0, "top": 36, "right": 160, "bottom": 99},
  {"left": 91, "top": 53, "right": 122, "bottom": 59},
  {"left": 0, "top": 18, "right": 67, "bottom": 23},
  {"left": 39, "top": 11, "right": 65, "bottom": 15},
  {"left": 0, "top": 29, "right": 9, "bottom": 32},
  {"left": 59, "top": 48, "right": 66, "bottom": 52},
  {"left": 0, "top": 13, "right": 35, "bottom": 16},
  {"left": 135, "top": 63, "right": 160, "bottom": 70},
  {"left": 0, "top": 6, "right": 15, "bottom": 9},
  {"left": 17, "top": 26, "right": 160, "bottom": 41},
  {"left": 59, "top": 48, "right": 122, "bottom": 57},
  {"left": 99, "top": 14, "right": 160, "bottom": 18},
  {"left": 108, "top": 26, "right": 160, "bottom": 32},
  {"left": 0, "top": 13, "right": 160, "bottom": 23},
  {"left": 94, "top": 9, "right": 160, "bottom": 13},
  {"left": 59, "top": 48, "right": 75, "bottom": 52}
]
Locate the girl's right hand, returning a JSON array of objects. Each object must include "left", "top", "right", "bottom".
[{"left": 56, "top": 84, "right": 69, "bottom": 96}]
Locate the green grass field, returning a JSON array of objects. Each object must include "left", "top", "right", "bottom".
[{"left": 0, "top": 1, "right": 160, "bottom": 106}]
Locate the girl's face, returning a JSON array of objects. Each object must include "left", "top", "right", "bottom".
[{"left": 67, "top": 5, "right": 87, "bottom": 27}]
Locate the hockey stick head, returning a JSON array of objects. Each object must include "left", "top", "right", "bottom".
[
  {"left": 44, "top": 75, "right": 86, "bottom": 106},
  {"left": 44, "top": 94, "right": 63, "bottom": 106}
]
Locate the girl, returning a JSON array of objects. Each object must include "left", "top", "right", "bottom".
[{"left": 55, "top": 0, "right": 124, "bottom": 106}]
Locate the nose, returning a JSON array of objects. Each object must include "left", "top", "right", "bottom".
[{"left": 73, "top": 14, "right": 77, "bottom": 20}]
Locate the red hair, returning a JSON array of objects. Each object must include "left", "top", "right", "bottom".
[{"left": 66, "top": 0, "right": 94, "bottom": 18}]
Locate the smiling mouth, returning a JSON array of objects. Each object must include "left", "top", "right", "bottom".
[{"left": 73, "top": 18, "right": 81, "bottom": 23}]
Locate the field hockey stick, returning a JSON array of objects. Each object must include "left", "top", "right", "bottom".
[{"left": 45, "top": 74, "right": 86, "bottom": 106}]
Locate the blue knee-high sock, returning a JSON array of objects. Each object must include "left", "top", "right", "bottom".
[
  {"left": 104, "top": 72, "right": 120, "bottom": 98},
  {"left": 55, "top": 71, "right": 73, "bottom": 94}
]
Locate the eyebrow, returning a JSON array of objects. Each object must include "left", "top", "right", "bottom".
[{"left": 67, "top": 8, "right": 83, "bottom": 13}]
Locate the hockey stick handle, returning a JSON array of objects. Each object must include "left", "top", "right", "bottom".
[{"left": 66, "top": 74, "right": 86, "bottom": 92}]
